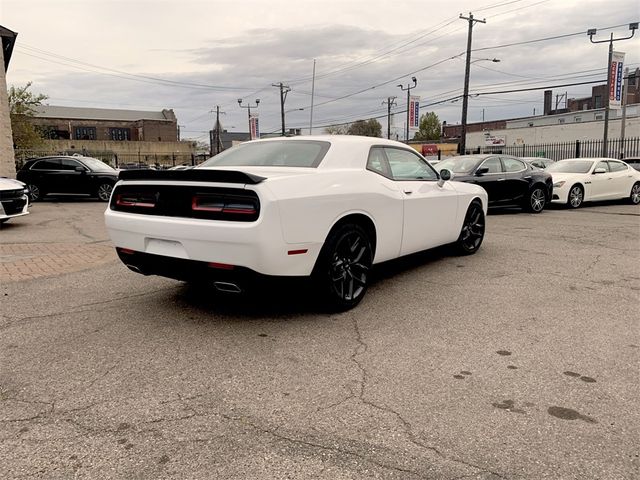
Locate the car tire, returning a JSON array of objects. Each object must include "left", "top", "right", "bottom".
[
  {"left": 525, "top": 185, "right": 546, "bottom": 213},
  {"left": 27, "top": 184, "right": 42, "bottom": 202},
  {"left": 313, "top": 223, "right": 373, "bottom": 311},
  {"left": 97, "top": 182, "right": 114, "bottom": 202},
  {"left": 630, "top": 182, "right": 640, "bottom": 205},
  {"left": 455, "top": 200, "right": 485, "bottom": 255},
  {"left": 567, "top": 184, "right": 584, "bottom": 209}
]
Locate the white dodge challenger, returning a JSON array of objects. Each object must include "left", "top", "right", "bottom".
[{"left": 105, "top": 136, "right": 488, "bottom": 310}]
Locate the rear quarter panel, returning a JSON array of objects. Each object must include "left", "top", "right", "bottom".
[{"left": 264, "top": 169, "right": 404, "bottom": 263}]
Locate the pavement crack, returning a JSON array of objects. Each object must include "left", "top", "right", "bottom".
[
  {"left": 346, "top": 314, "right": 507, "bottom": 480},
  {"left": 220, "top": 412, "right": 427, "bottom": 478}
]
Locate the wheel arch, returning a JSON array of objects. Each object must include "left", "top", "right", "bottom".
[{"left": 325, "top": 212, "right": 377, "bottom": 258}]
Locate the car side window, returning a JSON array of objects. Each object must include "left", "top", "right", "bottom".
[
  {"left": 32, "top": 159, "right": 61, "bottom": 170},
  {"left": 479, "top": 157, "right": 502, "bottom": 174},
  {"left": 366, "top": 147, "right": 391, "bottom": 178},
  {"left": 608, "top": 161, "right": 627, "bottom": 172},
  {"left": 595, "top": 161, "right": 609, "bottom": 172},
  {"left": 502, "top": 157, "right": 526, "bottom": 172},
  {"left": 60, "top": 159, "right": 84, "bottom": 171},
  {"left": 383, "top": 147, "right": 438, "bottom": 181}
]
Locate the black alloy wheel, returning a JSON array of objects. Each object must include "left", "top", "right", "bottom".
[
  {"left": 316, "top": 223, "right": 373, "bottom": 311},
  {"left": 567, "top": 184, "right": 584, "bottom": 209},
  {"left": 526, "top": 186, "right": 546, "bottom": 213},
  {"left": 27, "top": 184, "right": 41, "bottom": 202},
  {"left": 630, "top": 182, "right": 640, "bottom": 205},
  {"left": 456, "top": 201, "right": 485, "bottom": 255},
  {"left": 97, "top": 183, "right": 114, "bottom": 202}
]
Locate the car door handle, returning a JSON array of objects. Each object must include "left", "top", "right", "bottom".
[
  {"left": 404, "top": 190, "right": 413, "bottom": 194},
  {"left": 497, "top": 178, "right": 506, "bottom": 182},
  {"left": 524, "top": 176, "right": 531, "bottom": 179}
]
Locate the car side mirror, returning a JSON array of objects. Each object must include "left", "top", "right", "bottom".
[
  {"left": 75, "top": 166, "right": 86, "bottom": 172},
  {"left": 437, "top": 169, "right": 452, "bottom": 187},
  {"left": 475, "top": 167, "right": 489, "bottom": 176},
  {"left": 593, "top": 167, "right": 606, "bottom": 174}
]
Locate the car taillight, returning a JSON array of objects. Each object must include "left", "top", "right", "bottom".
[
  {"left": 191, "top": 194, "right": 258, "bottom": 219},
  {"left": 116, "top": 193, "right": 156, "bottom": 208}
]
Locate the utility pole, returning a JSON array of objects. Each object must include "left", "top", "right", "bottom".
[
  {"left": 309, "top": 59, "right": 316, "bottom": 134},
  {"left": 382, "top": 96, "right": 397, "bottom": 139},
  {"left": 397, "top": 77, "right": 417, "bottom": 142},
  {"left": 459, "top": 12, "right": 486, "bottom": 155},
  {"left": 272, "top": 82, "right": 291, "bottom": 136},
  {"left": 238, "top": 98, "right": 260, "bottom": 139},
  {"left": 212, "top": 106, "right": 225, "bottom": 155},
  {"left": 588, "top": 23, "right": 637, "bottom": 157}
]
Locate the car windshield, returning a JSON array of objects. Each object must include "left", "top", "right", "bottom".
[
  {"left": 199, "top": 140, "right": 331, "bottom": 168},
  {"left": 81, "top": 157, "right": 117, "bottom": 172},
  {"left": 546, "top": 160, "right": 593, "bottom": 174},
  {"left": 435, "top": 156, "right": 483, "bottom": 174}
]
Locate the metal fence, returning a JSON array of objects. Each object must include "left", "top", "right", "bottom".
[
  {"left": 14, "top": 150, "right": 210, "bottom": 171},
  {"left": 473, "top": 137, "right": 640, "bottom": 160}
]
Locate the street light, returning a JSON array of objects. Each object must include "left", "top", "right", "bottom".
[
  {"left": 398, "top": 76, "right": 417, "bottom": 142},
  {"left": 238, "top": 98, "right": 260, "bottom": 139},
  {"left": 588, "top": 23, "right": 637, "bottom": 156}
]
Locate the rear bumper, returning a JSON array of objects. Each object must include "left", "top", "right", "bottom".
[
  {"left": 104, "top": 208, "right": 322, "bottom": 276},
  {"left": 116, "top": 248, "right": 261, "bottom": 291}
]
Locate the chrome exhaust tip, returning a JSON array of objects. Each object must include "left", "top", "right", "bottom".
[
  {"left": 213, "top": 281, "right": 242, "bottom": 293},
  {"left": 125, "top": 264, "right": 144, "bottom": 274}
]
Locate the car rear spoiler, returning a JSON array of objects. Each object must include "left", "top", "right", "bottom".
[{"left": 118, "top": 169, "right": 266, "bottom": 185}]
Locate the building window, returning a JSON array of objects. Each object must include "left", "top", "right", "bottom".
[
  {"left": 109, "top": 128, "right": 131, "bottom": 141},
  {"left": 594, "top": 95, "right": 602, "bottom": 109},
  {"left": 558, "top": 118, "right": 565, "bottom": 124},
  {"left": 595, "top": 114, "right": 604, "bottom": 120},
  {"left": 75, "top": 127, "right": 96, "bottom": 140},
  {"left": 574, "top": 116, "right": 582, "bottom": 122}
]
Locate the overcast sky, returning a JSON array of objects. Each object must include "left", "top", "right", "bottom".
[{"left": 2, "top": 0, "right": 639, "bottom": 141}]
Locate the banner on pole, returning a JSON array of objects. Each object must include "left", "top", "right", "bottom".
[
  {"left": 249, "top": 115, "right": 260, "bottom": 140},
  {"left": 609, "top": 51, "right": 625, "bottom": 109},
  {"left": 409, "top": 96, "right": 420, "bottom": 130}
]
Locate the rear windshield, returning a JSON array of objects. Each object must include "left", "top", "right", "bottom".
[{"left": 199, "top": 140, "right": 331, "bottom": 168}]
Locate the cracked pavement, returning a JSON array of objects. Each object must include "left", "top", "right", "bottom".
[{"left": 1, "top": 200, "right": 638, "bottom": 479}]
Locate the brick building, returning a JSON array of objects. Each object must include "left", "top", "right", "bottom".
[{"left": 30, "top": 105, "right": 179, "bottom": 142}]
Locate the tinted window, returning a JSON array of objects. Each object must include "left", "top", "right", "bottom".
[
  {"left": 384, "top": 148, "right": 438, "bottom": 181},
  {"left": 32, "top": 159, "right": 61, "bottom": 170},
  {"left": 200, "top": 140, "right": 330, "bottom": 168},
  {"left": 502, "top": 157, "right": 526, "bottom": 172},
  {"left": 60, "top": 158, "right": 84, "bottom": 170},
  {"left": 595, "top": 161, "right": 609, "bottom": 172},
  {"left": 609, "top": 161, "right": 627, "bottom": 172},
  {"left": 480, "top": 157, "right": 502, "bottom": 174}
]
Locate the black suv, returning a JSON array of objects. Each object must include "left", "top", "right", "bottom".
[{"left": 17, "top": 156, "right": 119, "bottom": 202}]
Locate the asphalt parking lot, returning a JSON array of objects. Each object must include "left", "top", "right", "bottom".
[{"left": 1, "top": 200, "right": 638, "bottom": 479}]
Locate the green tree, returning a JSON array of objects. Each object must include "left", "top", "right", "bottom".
[
  {"left": 8, "top": 82, "right": 48, "bottom": 150},
  {"left": 413, "top": 111, "right": 441, "bottom": 141},
  {"left": 347, "top": 119, "right": 382, "bottom": 137}
]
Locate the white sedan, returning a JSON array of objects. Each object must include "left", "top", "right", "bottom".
[
  {"left": 0, "top": 177, "right": 30, "bottom": 224},
  {"left": 105, "top": 136, "right": 487, "bottom": 310},
  {"left": 548, "top": 158, "right": 640, "bottom": 208}
]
